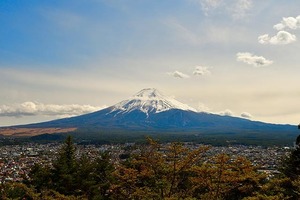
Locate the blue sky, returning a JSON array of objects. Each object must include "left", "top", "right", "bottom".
[{"left": 1, "top": 0, "right": 300, "bottom": 126}]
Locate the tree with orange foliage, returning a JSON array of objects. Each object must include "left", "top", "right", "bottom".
[
  {"left": 111, "top": 137, "right": 209, "bottom": 199},
  {"left": 187, "top": 154, "right": 265, "bottom": 200}
]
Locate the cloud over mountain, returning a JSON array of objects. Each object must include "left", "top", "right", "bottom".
[
  {"left": 241, "top": 112, "right": 252, "bottom": 119},
  {"left": 236, "top": 52, "right": 273, "bottom": 67},
  {"left": 0, "top": 102, "right": 106, "bottom": 118},
  {"left": 218, "top": 109, "right": 234, "bottom": 116}
]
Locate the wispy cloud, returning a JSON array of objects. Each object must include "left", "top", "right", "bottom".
[
  {"left": 241, "top": 112, "right": 252, "bottom": 119},
  {"left": 258, "top": 31, "right": 296, "bottom": 45},
  {"left": 190, "top": 0, "right": 252, "bottom": 19},
  {"left": 197, "top": 0, "right": 223, "bottom": 14},
  {"left": 193, "top": 66, "right": 211, "bottom": 76},
  {"left": 168, "top": 71, "right": 190, "bottom": 79},
  {"left": 168, "top": 66, "right": 211, "bottom": 79},
  {"left": 0, "top": 102, "right": 107, "bottom": 118},
  {"left": 165, "top": 19, "right": 201, "bottom": 45},
  {"left": 231, "top": 0, "right": 252, "bottom": 19},
  {"left": 236, "top": 52, "right": 273, "bottom": 67}
]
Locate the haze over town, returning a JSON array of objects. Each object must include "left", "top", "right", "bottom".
[{"left": 1, "top": 0, "right": 300, "bottom": 126}]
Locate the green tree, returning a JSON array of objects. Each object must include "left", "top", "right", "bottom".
[
  {"left": 51, "top": 135, "right": 78, "bottom": 195},
  {"left": 90, "top": 151, "right": 115, "bottom": 199},
  {"left": 74, "top": 154, "right": 95, "bottom": 197},
  {"left": 0, "top": 182, "right": 39, "bottom": 200},
  {"left": 27, "top": 136, "right": 117, "bottom": 199},
  {"left": 27, "top": 163, "right": 52, "bottom": 192},
  {"left": 281, "top": 135, "right": 300, "bottom": 180},
  {"left": 39, "top": 189, "right": 85, "bottom": 200}
]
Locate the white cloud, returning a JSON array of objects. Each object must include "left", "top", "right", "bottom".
[
  {"left": 259, "top": 15, "right": 299, "bottom": 46},
  {"left": 218, "top": 109, "right": 234, "bottom": 116},
  {"left": 193, "top": 66, "right": 211, "bottom": 76},
  {"left": 168, "top": 71, "right": 190, "bottom": 79},
  {"left": 273, "top": 23, "right": 285, "bottom": 31},
  {"left": 0, "top": 102, "right": 107, "bottom": 118},
  {"left": 236, "top": 52, "right": 273, "bottom": 67},
  {"left": 258, "top": 31, "right": 296, "bottom": 45},
  {"left": 273, "top": 15, "right": 300, "bottom": 31},
  {"left": 241, "top": 112, "right": 252, "bottom": 119}
]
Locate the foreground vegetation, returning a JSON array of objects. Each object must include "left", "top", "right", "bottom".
[{"left": 1, "top": 136, "right": 300, "bottom": 200}]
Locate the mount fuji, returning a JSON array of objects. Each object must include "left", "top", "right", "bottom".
[
  {"left": 0, "top": 88, "right": 298, "bottom": 144},
  {"left": 14, "top": 88, "right": 202, "bottom": 129}
]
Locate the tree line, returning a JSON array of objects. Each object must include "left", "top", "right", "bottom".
[{"left": 1, "top": 135, "right": 300, "bottom": 200}]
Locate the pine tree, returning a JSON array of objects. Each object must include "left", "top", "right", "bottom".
[
  {"left": 0, "top": 182, "right": 39, "bottom": 200},
  {"left": 74, "top": 154, "right": 95, "bottom": 197},
  {"left": 281, "top": 135, "right": 300, "bottom": 180},
  {"left": 27, "top": 163, "right": 52, "bottom": 192},
  {"left": 90, "top": 151, "right": 115, "bottom": 199},
  {"left": 51, "top": 135, "right": 78, "bottom": 195}
]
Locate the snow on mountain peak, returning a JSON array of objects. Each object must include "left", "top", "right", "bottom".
[
  {"left": 110, "top": 88, "right": 197, "bottom": 116},
  {"left": 134, "top": 88, "right": 165, "bottom": 99}
]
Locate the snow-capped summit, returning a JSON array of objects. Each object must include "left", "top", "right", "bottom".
[{"left": 110, "top": 88, "right": 197, "bottom": 116}]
